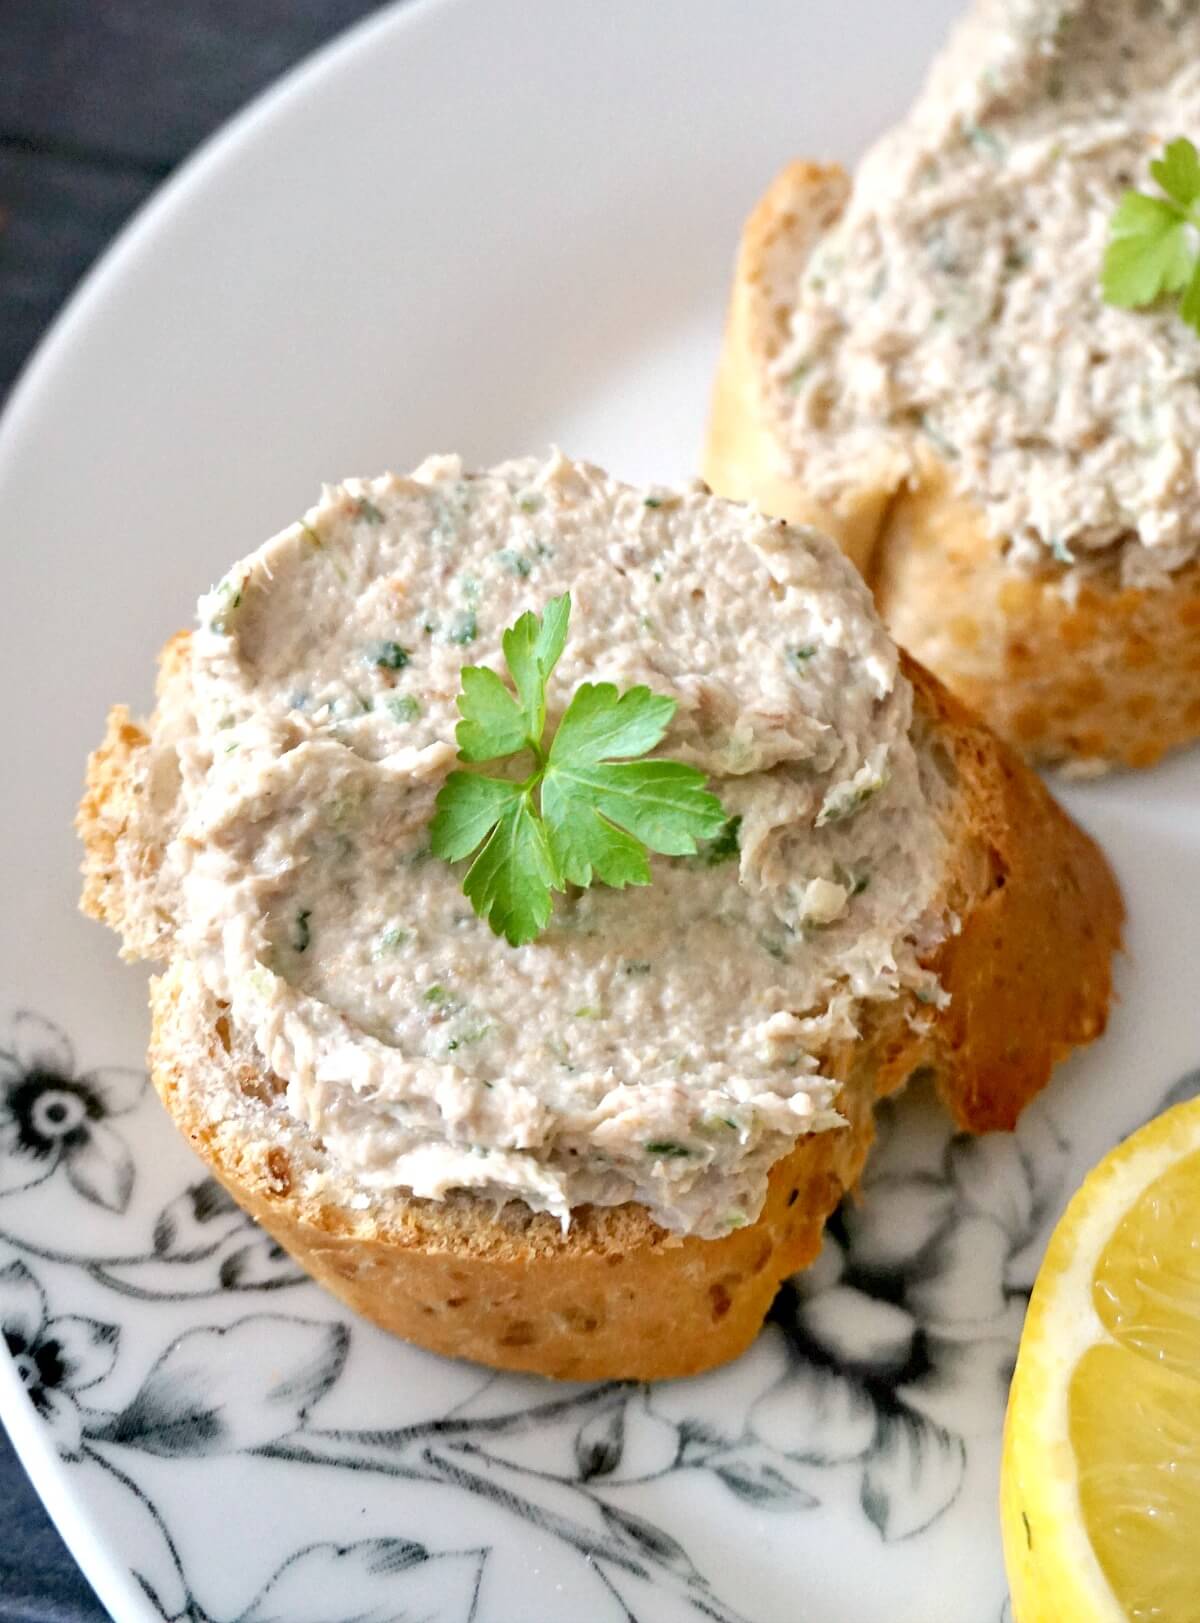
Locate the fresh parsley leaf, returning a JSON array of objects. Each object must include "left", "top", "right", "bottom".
[
  {"left": 429, "top": 772, "right": 525, "bottom": 861},
  {"left": 429, "top": 594, "right": 727, "bottom": 945},
  {"left": 548, "top": 680, "right": 676, "bottom": 763},
  {"left": 1102, "top": 137, "right": 1200, "bottom": 333},
  {"left": 502, "top": 593, "right": 570, "bottom": 739},
  {"left": 1182, "top": 258, "right": 1200, "bottom": 332},
  {"left": 1152, "top": 137, "right": 1200, "bottom": 211},
  {"left": 543, "top": 754, "right": 722, "bottom": 880},
  {"left": 454, "top": 666, "right": 529, "bottom": 762},
  {"left": 1103, "top": 195, "right": 1194, "bottom": 303},
  {"left": 461, "top": 792, "right": 559, "bottom": 947}
]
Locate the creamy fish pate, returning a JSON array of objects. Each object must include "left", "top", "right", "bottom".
[
  {"left": 135, "top": 454, "right": 949, "bottom": 1236},
  {"left": 775, "top": 0, "right": 1200, "bottom": 586}
]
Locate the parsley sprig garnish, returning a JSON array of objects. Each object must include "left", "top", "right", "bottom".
[
  {"left": 1102, "top": 137, "right": 1200, "bottom": 334},
  {"left": 430, "top": 594, "right": 727, "bottom": 945}
]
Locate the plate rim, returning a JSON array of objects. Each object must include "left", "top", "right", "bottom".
[
  {"left": 0, "top": 1350, "right": 159, "bottom": 1622},
  {"left": 1, "top": 3, "right": 1192, "bottom": 1616}
]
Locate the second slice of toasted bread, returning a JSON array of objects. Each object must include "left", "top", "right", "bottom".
[{"left": 705, "top": 160, "right": 1200, "bottom": 771}]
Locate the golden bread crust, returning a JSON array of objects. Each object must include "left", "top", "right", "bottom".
[
  {"left": 878, "top": 466, "right": 1200, "bottom": 770},
  {"left": 79, "top": 636, "right": 1121, "bottom": 1380},
  {"left": 77, "top": 705, "right": 151, "bottom": 941},
  {"left": 149, "top": 959, "right": 885, "bottom": 1382},
  {"left": 703, "top": 161, "right": 889, "bottom": 576},
  {"left": 903, "top": 656, "right": 1119, "bottom": 1129},
  {"left": 76, "top": 629, "right": 192, "bottom": 953},
  {"left": 703, "top": 160, "right": 1200, "bottom": 769}
]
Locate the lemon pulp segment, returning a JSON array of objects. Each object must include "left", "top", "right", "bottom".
[{"left": 1070, "top": 1146, "right": 1200, "bottom": 1620}]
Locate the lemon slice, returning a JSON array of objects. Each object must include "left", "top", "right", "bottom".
[{"left": 1001, "top": 1094, "right": 1200, "bottom": 1621}]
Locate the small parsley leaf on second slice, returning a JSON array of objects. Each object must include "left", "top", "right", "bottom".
[
  {"left": 1151, "top": 136, "right": 1200, "bottom": 213},
  {"left": 1103, "top": 193, "right": 1195, "bottom": 306},
  {"left": 1101, "top": 137, "right": 1200, "bottom": 334},
  {"left": 429, "top": 594, "right": 727, "bottom": 945}
]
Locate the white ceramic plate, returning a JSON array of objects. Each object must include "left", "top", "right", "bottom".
[{"left": 1, "top": 2, "right": 1197, "bottom": 1618}]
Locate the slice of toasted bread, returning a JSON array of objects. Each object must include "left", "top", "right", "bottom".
[
  {"left": 704, "top": 161, "right": 1200, "bottom": 770},
  {"left": 78, "top": 637, "right": 1120, "bottom": 1380}
]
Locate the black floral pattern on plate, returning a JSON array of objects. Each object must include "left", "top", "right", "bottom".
[
  {"left": 0, "top": 1012, "right": 146, "bottom": 1212},
  {"left": 1, "top": 1006, "right": 1197, "bottom": 1623},
  {"left": 1, "top": 1259, "right": 119, "bottom": 1459},
  {"left": 757, "top": 1090, "right": 1068, "bottom": 1539},
  {"left": 0, "top": 1013, "right": 302, "bottom": 1301}
]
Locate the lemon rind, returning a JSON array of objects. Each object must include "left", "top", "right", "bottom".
[{"left": 1001, "top": 1096, "right": 1200, "bottom": 1622}]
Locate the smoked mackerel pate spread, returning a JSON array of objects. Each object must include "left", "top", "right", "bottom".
[
  {"left": 775, "top": 0, "right": 1200, "bottom": 585},
  {"left": 130, "top": 454, "right": 949, "bottom": 1236}
]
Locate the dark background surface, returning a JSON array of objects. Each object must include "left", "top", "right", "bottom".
[{"left": 0, "top": 6, "right": 388, "bottom": 1615}]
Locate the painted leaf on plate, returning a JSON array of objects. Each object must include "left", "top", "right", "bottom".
[{"left": 95, "top": 1314, "right": 349, "bottom": 1456}]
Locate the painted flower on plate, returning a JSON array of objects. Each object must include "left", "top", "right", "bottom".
[
  {"left": 751, "top": 1092, "right": 1066, "bottom": 1539},
  {"left": 0, "top": 1258, "right": 118, "bottom": 1458},
  {"left": 0, "top": 1012, "right": 146, "bottom": 1211}
]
